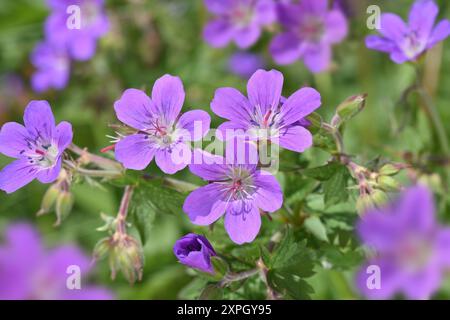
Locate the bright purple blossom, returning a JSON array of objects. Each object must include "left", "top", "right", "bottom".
[
  {"left": 30, "top": 42, "right": 70, "bottom": 93},
  {"left": 203, "top": 0, "right": 276, "bottom": 49},
  {"left": 356, "top": 186, "right": 450, "bottom": 300},
  {"left": 0, "top": 223, "right": 113, "bottom": 300},
  {"left": 365, "top": 0, "right": 450, "bottom": 64},
  {"left": 229, "top": 51, "right": 265, "bottom": 79},
  {"left": 211, "top": 69, "right": 321, "bottom": 153},
  {"left": 45, "top": 0, "right": 109, "bottom": 61},
  {"left": 173, "top": 233, "right": 217, "bottom": 273},
  {"left": 183, "top": 149, "right": 283, "bottom": 245},
  {"left": 270, "top": 0, "right": 348, "bottom": 73},
  {"left": 113, "top": 75, "right": 211, "bottom": 174},
  {"left": 0, "top": 101, "right": 72, "bottom": 194}
]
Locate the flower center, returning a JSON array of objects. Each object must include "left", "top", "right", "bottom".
[
  {"left": 299, "top": 17, "right": 325, "bottom": 42},
  {"left": 401, "top": 31, "right": 426, "bottom": 59},
  {"left": 230, "top": 5, "right": 254, "bottom": 28},
  {"left": 396, "top": 235, "right": 434, "bottom": 273},
  {"left": 214, "top": 166, "right": 257, "bottom": 203},
  {"left": 22, "top": 138, "right": 59, "bottom": 168},
  {"left": 81, "top": 2, "right": 100, "bottom": 28}
]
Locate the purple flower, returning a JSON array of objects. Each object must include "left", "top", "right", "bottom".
[
  {"left": 365, "top": 0, "right": 450, "bottom": 64},
  {"left": 0, "top": 101, "right": 72, "bottom": 193},
  {"left": 30, "top": 42, "right": 70, "bottom": 93},
  {"left": 211, "top": 69, "right": 321, "bottom": 153},
  {"left": 270, "top": 0, "right": 348, "bottom": 73},
  {"left": 183, "top": 149, "right": 283, "bottom": 245},
  {"left": 203, "top": 0, "right": 276, "bottom": 49},
  {"left": 113, "top": 75, "right": 211, "bottom": 174},
  {"left": 356, "top": 186, "right": 450, "bottom": 300},
  {"left": 0, "top": 223, "right": 113, "bottom": 300},
  {"left": 228, "top": 51, "right": 265, "bottom": 79},
  {"left": 173, "top": 233, "right": 217, "bottom": 273},
  {"left": 45, "top": 0, "right": 109, "bottom": 61}
]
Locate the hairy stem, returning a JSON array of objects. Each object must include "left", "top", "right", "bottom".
[
  {"left": 116, "top": 186, "right": 134, "bottom": 234},
  {"left": 218, "top": 268, "right": 259, "bottom": 288}
]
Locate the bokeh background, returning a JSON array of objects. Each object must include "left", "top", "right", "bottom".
[{"left": 0, "top": 0, "right": 449, "bottom": 299}]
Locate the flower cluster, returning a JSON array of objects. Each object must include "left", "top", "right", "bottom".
[
  {"left": 31, "top": 0, "right": 109, "bottom": 92},
  {"left": 203, "top": 0, "right": 348, "bottom": 73}
]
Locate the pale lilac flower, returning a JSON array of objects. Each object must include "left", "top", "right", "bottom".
[
  {"left": 30, "top": 42, "right": 70, "bottom": 93},
  {"left": 173, "top": 233, "right": 217, "bottom": 273},
  {"left": 183, "top": 149, "right": 283, "bottom": 245},
  {"left": 45, "top": 0, "right": 109, "bottom": 61},
  {"left": 270, "top": 0, "right": 348, "bottom": 73},
  {"left": 113, "top": 75, "right": 211, "bottom": 174},
  {"left": 211, "top": 69, "right": 321, "bottom": 153},
  {"left": 229, "top": 51, "right": 265, "bottom": 79},
  {"left": 0, "top": 101, "right": 72, "bottom": 194},
  {"left": 356, "top": 186, "right": 450, "bottom": 300},
  {"left": 203, "top": 0, "right": 276, "bottom": 49},
  {"left": 0, "top": 223, "right": 113, "bottom": 300},
  {"left": 365, "top": 0, "right": 450, "bottom": 64}
]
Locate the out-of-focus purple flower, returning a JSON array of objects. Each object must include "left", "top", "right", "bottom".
[
  {"left": 113, "top": 75, "right": 211, "bottom": 174},
  {"left": 203, "top": 0, "right": 276, "bottom": 49},
  {"left": 173, "top": 233, "right": 217, "bottom": 273},
  {"left": 211, "top": 69, "right": 321, "bottom": 153},
  {"left": 0, "top": 223, "right": 113, "bottom": 300},
  {"left": 228, "top": 52, "right": 265, "bottom": 79},
  {"left": 45, "top": 0, "right": 109, "bottom": 61},
  {"left": 356, "top": 186, "right": 450, "bottom": 300},
  {"left": 365, "top": 0, "right": 450, "bottom": 64},
  {"left": 30, "top": 42, "right": 70, "bottom": 93},
  {"left": 0, "top": 101, "right": 72, "bottom": 193},
  {"left": 183, "top": 148, "right": 283, "bottom": 245},
  {"left": 270, "top": 0, "right": 348, "bottom": 73}
]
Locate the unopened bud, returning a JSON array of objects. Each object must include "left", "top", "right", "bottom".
[
  {"left": 334, "top": 94, "right": 367, "bottom": 128},
  {"left": 377, "top": 176, "right": 401, "bottom": 192},
  {"left": 306, "top": 112, "right": 323, "bottom": 129},
  {"left": 356, "top": 194, "right": 374, "bottom": 215},
  {"left": 379, "top": 164, "right": 401, "bottom": 176},
  {"left": 371, "top": 189, "right": 389, "bottom": 207},
  {"left": 109, "top": 234, "right": 144, "bottom": 284},
  {"left": 54, "top": 191, "right": 74, "bottom": 226},
  {"left": 37, "top": 184, "right": 60, "bottom": 216},
  {"left": 93, "top": 237, "right": 112, "bottom": 261}
]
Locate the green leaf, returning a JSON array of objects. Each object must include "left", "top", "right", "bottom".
[
  {"left": 304, "top": 216, "right": 328, "bottom": 242},
  {"left": 210, "top": 256, "right": 229, "bottom": 279},
  {"left": 302, "top": 162, "right": 342, "bottom": 181},
  {"left": 323, "top": 165, "right": 350, "bottom": 208},
  {"left": 199, "top": 284, "right": 223, "bottom": 300},
  {"left": 267, "top": 271, "right": 314, "bottom": 300}
]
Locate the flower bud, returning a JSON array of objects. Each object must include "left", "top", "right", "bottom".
[
  {"left": 334, "top": 94, "right": 367, "bottom": 128},
  {"left": 54, "top": 191, "right": 74, "bottom": 226},
  {"left": 173, "top": 234, "right": 217, "bottom": 274},
  {"left": 356, "top": 194, "right": 374, "bottom": 215},
  {"left": 379, "top": 164, "right": 401, "bottom": 176},
  {"left": 37, "top": 184, "right": 60, "bottom": 216},
  {"left": 109, "top": 234, "right": 144, "bottom": 284},
  {"left": 377, "top": 176, "right": 401, "bottom": 192},
  {"left": 371, "top": 189, "right": 389, "bottom": 207},
  {"left": 93, "top": 237, "right": 112, "bottom": 261}
]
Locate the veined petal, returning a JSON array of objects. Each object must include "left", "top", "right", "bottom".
[
  {"left": 0, "top": 122, "right": 31, "bottom": 158},
  {"left": 183, "top": 184, "right": 227, "bottom": 225},
  {"left": 303, "top": 44, "right": 332, "bottom": 73},
  {"left": 365, "top": 35, "right": 396, "bottom": 53},
  {"left": 155, "top": 143, "right": 191, "bottom": 174},
  {"left": 114, "top": 134, "right": 156, "bottom": 170},
  {"left": 113, "top": 89, "right": 155, "bottom": 130},
  {"left": 189, "top": 149, "right": 229, "bottom": 181},
  {"left": 247, "top": 69, "right": 283, "bottom": 115},
  {"left": 224, "top": 201, "right": 261, "bottom": 244},
  {"left": 0, "top": 159, "right": 39, "bottom": 194},
  {"left": 324, "top": 10, "right": 348, "bottom": 43},
  {"left": 36, "top": 157, "right": 62, "bottom": 183},
  {"left": 253, "top": 172, "right": 283, "bottom": 212},
  {"left": 23, "top": 100, "right": 56, "bottom": 140},
  {"left": 408, "top": 0, "right": 438, "bottom": 39},
  {"left": 277, "top": 125, "right": 313, "bottom": 153},
  {"left": 279, "top": 87, "right": 321, "bottom": 126},
  {"left": 234, "top": 25, "right": 261, "bottom": 49},
  {"left": 54, "top": 121, "right": 73, "bottom": 153},
  {"left": 270, "top": 32, "right": 302, "bottom": 65},
  {"left": 211, "top": 87, "right": 253, "bottom": 126},
  {"left": 428, "top": 20, "right": 450, "bottom": 47},
  {"left": 177, "top": 110, "right": 211, "bottom": 141},
  {"left": 379, "top": 13, "right": 408, "bottom": 41},
  {"left": 203, "top": 19, "right": 234, "bottom": 48},
  {"left": 151, "top": 75, "right": 185, "bottom": 124}
]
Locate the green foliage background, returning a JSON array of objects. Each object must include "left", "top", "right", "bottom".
[{"left": 0, "top": 0, "right": 449, "bottom": 299}]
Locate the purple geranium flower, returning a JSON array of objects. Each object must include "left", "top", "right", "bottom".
[
  {"left": 270, "top": 0, "right": 348, "bottom": 73},
  {"left": 30, "top": 42, "right": 70, "bottom": 93},
  {"left": 203, "top": 0, "right": 276, "bottom": 49},
  {"left": 113, "top": 75, "right": 211, "bottom": 174},
  {"left": 183, "top": 148, "right": 283, "bottom": 245},
  {"left": 365, "top": 0, "right": 450, "bottom": 64},
  {"left": 45, "top": 0, "right": 109, "bottom": 61},
  {"left": 211, "top": 69, "right": 321, "bottom": 153},
  {"left": 356, "top": 186, "right": 450, "bottom": 300},
  {"left": 0, "top": 101, "right": 72, "bottom": 194},
  {"left": 0, "top": 223, "right": 113, "bottom": 300},
  {"left": 229, "top": 51, "right": 265, "bottom": 79},
  {"left": 173, "top": 233, "right": 217, "bottom": 273}
]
